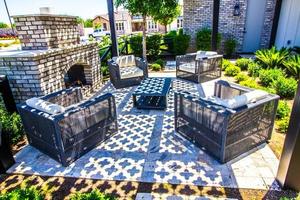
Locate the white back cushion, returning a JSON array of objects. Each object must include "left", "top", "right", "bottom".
[
  {"left": 116, "top": 55, "right": 136, "bottom": 68},
  {"left": 26, "top": 97, "right": 66, "bottom": 115}
]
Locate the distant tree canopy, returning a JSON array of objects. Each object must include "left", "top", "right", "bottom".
[
  {"left": 153, "top": 4, "right": 181, "bottom": 28},
  {"left": 76, "top": 17, "right": 85, "bottom": 25},
  {"left": 84, "top": 19, "right": 93, "bottom": 28},
  {"left": 0, "top": 22, "right": 9, "bottom": 28}
]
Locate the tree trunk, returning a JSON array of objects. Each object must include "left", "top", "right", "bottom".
[
  {"left": 164, "top": 25, "right": 167, "bottom": 33},
  {"left": 142, "top": 15, "right": 147, "bottom": 62}
]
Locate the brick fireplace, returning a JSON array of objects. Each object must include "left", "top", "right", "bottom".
[{"left": 0, "top": 14, "right": 102, "bottom": 103}]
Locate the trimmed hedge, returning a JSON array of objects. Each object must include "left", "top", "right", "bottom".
[
  {"left": 236, "top": 58, "right": 253, "bottom": 71},
  {"left": 276, "top": 100, "right": 291, "bottom": 120},
  {"left": 234, "top": 73, "right": 249, "bottom": 83},
  {"left": 225, "top": 65, "right": 241, "bottom": 76},
  {"left": 259, "top": 68, "right": 286, "bottom": 87},
  {"left": 274, "top": 77, "right": 298, "bottom": 98},
  {"left": 174, "top": 29, "right": 190, "bottom": 55},
  {"left": 248, "top": 63, "right": 262, "bottom": 78},
  {"left": 146, "top": 34, "right": 162, "bottom": 58},
  {"left": 196, "top": 28, "right": 221, "bottom": 51},
  {"left": 151, "top": 63, "right": 161, "bottom": 71}
]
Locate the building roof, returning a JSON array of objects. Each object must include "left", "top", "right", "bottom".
[{"left": 93, "top": 10, "right": 131, "bottom": 22}]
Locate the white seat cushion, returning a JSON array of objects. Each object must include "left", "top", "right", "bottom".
[
  {"left": 179, "top": 62, "right": 196, "bottom": 73},
  {"left": 196, "top": 51, "right": 218, "bottom": 60},
  {"left": 208, "top": 90, "right": 268, "bottom": 109},
  {"left": 116, "top": 55, "right": 136, "bottom": 68},
  {"left": 119, "top": 66, "right": 143, "bottom": 79},
  {"left": 26, "top": 97, "right": 66, "bottom": 115}
]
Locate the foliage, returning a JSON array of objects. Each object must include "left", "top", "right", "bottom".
[
  {"left": 0, "top": 105, "right": 25, "bottom": 144},
  {"left": 115, "top": 0, "right": 179, "bottom": 59},
  {"left": 221, "top": 59, "right": 233, "bottom": 71},
  {"left": 83, "top": 19, "right": 93, "bottom": 28},
  {"left": 146, "top": 34, "right": 162, "bottom": 58},
  {"left": 224, "top": 65, "right": 241, "bottom": 77},
  {"left": 255, "top": 46, "right": 290, "bottom": 69},
  {"left": 76, "top": 17, "right": 84, "bottom": 25},
  {"left": 235, "top": 58, "right": 253, "bottom": 71},
  {"left": 284, "top": 55, "right": 300, "bottom": 79},
  {"left": 174, "top": 29, "right": 190, "bottom": 55},
  {"left": 224, "top": 38, "right": 237, "bottom": 58},
  {"left": 240, "top": 78, "right": 260, "bottom": 89},
  {"left": 70, "top": 190, "right": 115, "bottom": 200},
  {"left": 153, "top": 5, "right": 181, "bottom": 28},
  {"left": 101, "top": 65, "right": 109, "bottom": 77},
  {"left": 234, "top": 73, "right": 249, "bottom": 83},
  {"left": 248, "top": 63, "right": 262, "bottom": 77},
  {"left": 129, "top": 34, "right": 143, "bottom": 57},
  {"left": 163, "top": 30, "right": 177, "bottom": 53},
  {"left": 276, "top": 100, "right": 291, "bottom": 120},
  {"left": 273, "top": 77, "right": 298, "bottom": 98},
  {"left": 259, "top": 68, "right": 286, "bottom": 87},
  {"left": 0, "top": 22, "right": 9, "bottom": 28},
  {"left": 151, "top": 63, "right": 161, "bottom": 71},
  {"left": 196, "top": 28, "right": 221, "bottom": 51},
  {"left": 154, "top": 59, "right": 165, "bottom": 68},
  {"left": 0, "top": 186, "right": 44, "bottom": 200},
  {"left": 277, "top": 117, "right": 290, "bottom": 134},
  {"left": 291, "top": 46, "right": 300, "bottom": 55}
]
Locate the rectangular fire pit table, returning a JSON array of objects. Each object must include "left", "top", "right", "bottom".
[{"left": 132, "top": 78, "right": 172, "bottom": 110}]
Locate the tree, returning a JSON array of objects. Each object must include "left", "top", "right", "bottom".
[
  {"left": 0, "top": 22, "right": 9, "bottom": 28},
  {"left": 76, "top": 17, "right": 85, "bottom": 25},
  {"left": 153, "top": 5, "right": 181, "bottom": 33},
  {"left": 84, "top": 19, "right": 93, "bottom": 28},
  {"left": 115, "top": 0, "right": 179, "bottom": 61}
]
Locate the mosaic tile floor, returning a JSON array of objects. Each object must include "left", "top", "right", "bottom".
[{"left": 7, "top": 78, "right": 280, "bottom": 190}]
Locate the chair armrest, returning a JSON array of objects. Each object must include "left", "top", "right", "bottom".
[
  {"left": 108, "top": 59, "right": 121, "bottom": 80},
  {"left": 135, "top": 57, "right": 148, "bottom": 77},
  {"left": 176, "top": 53, "right": 197, "bottom": 70}
]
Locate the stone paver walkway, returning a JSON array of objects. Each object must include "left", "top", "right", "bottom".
[{"left": 7, "top": 78, "right": 280, "bottom": 190}]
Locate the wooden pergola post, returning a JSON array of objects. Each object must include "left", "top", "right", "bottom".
[
  {"left": 211, "top": 0, "right": 220, "bottom": 51},
  {"left": 107, "top": 0, "right": 118, "bottom": 57},
  {"left": 277, "top": 81, "right": 300, "bottom": 191}
]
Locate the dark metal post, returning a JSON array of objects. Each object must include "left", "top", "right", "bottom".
[
  {"left": 3, "top": 0, "right": 15, "bottom": 34},
  {"left": 211, "top": 0, "right": 220, "bottom": 51},
  {"left": 107, "top": 0, "right": 118, "bottom": 57},
  {"left": 276, "top": 81, "right": 300, "bottom": 191},
  {"left": 0, "top": 75, "right": 17, "bottom": 113},
  {"left": 269, "top": 0, "right": 283, "bottom": 48}
]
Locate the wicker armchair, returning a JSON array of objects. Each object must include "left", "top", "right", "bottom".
[
  {"left": 18, "top": 87, "right": 118, "bottom": 166},
  {"left": 174, "top": 80, "right": 279, "bottom": 163},
  {"left": 108, "top": 55, "right": 148, "bottom": 89},
  {"left": 176, "top": 51, "right": 223, "bottom": 83}
]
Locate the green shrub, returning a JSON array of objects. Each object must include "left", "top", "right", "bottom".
[
  {"left": 240, "top": 78, "right": 260, "bottom": 89},
  {"left": 274, "top": 77, "right": 298, "bottom": 98},
  {"left": 154, "top": 59, "right": 165, "bottom": 68},
  {"left": 151, "top": 63, "right": 161, "bottom": 71},
  {"left": 129, "top": 34, "right": 143, "bottom": 56},
  {"left": 277, "top": 117, "right": 290, "bottom": 134},
  {"left": 196, "top": 28, "right": 221, "bottom": 51},
  {"left": 163, "top": 30, "right": 177, "bottom": 53},
  {"left": 101, "top": 65, "right": 109, "bottom": 77},
  {"left": 222, "top": 59, "right": 233, "bottom": 71},
  {"left": 259, "top": 68, "right": 286, "bottom": 87},
  {"left": 174, "top": 29, "right": 190, "bottom": 55},
  {"left": 255, "top": 46, "right": 290, "bottom": 69},
  {"left": 70, "top": 190, "right": 115, "bottom": 200},
  {"left": 234, "top": 73, "right": 249, "bottom": 83},
  {"left": 224, "top": 38, "right": 237, "bottom": 58},
  {"left": 146, "top": 34, "right": 162, "bottom": 58},
  {"left": 248, "top": 63, "right": 262, "bottom": 77},
  {"left": 225, "top": 65, "right": 241, "bottom": 76},
  {"left": 276, "top": 100, "right": 291, "bottom": 120},
  {"left": 0, "top": 105, "right": 25, "bottom": 144},
  {"left": 0, "top": 187, "right": 44, "bottom": 200},
  {"left": 236, "top": 58, "right": 253, "bottom": 71},
  {"left": 284, "top": 55, "right": 300, "bottom": 79}
]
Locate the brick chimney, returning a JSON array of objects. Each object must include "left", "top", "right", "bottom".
[{"left": 13, "top": 14, "right": 80, "bottom": 50}]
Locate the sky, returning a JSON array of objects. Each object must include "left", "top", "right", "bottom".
[{"left": 0, "top": 0, "right": 109, "bottom": 24}]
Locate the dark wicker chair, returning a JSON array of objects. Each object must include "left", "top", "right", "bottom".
[
  {"left": 176, "top": 51, "right": 223, "bottom": 83},
  {"left": 174, "top": 80, "right": 279, "bottom": 163},
  {"left": 108, "top": 55, "right": 148, "bottom": 89},
  {"left": 18, "top": 87, "right": 118, "bottom": 166}
]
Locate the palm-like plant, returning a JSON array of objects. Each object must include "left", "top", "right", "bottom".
[
  {"left": 284, "top": 55, "right": 300, "bottom": 79},
  {"left": 255, "top": 46, "right": 290, "bottom": 68}
]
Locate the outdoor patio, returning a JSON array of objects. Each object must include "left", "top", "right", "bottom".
[{"left": 7, "top": 77, "right": 280, "bottom": 190}]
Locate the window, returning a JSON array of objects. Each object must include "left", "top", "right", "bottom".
[
  {"left": 147, "top": 20, "right": 157, "bottom": 30},
  {"left": 177, "top": 18, "right": 183, "bottom": 29},
  {"left": 116, "top": 22, "right": 124, "bottom": 31}
]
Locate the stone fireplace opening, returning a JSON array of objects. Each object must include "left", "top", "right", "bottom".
[{"left": 65, "top": 64, "right": 89, "bottom": 88}]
